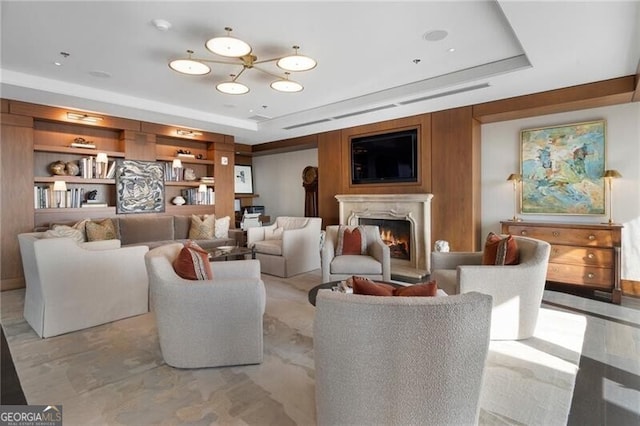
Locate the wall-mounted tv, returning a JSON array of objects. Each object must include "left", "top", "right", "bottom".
[{"left": 351, "top": 129, "right": 418, "bottom": 184}]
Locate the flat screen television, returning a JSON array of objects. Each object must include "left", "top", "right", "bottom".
[{"left": 351, "top": 129, "right": 418, "bottom": 184}]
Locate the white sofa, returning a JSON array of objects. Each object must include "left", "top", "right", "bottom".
[
  {"left": 431, "top": 236, "right": 551, "bottom": 340},
  {"left": 18, "top": 232, "right": 149, "bottom": 338},
  {"left": 314, "top": 290, "right": 492, "bottom": 425},
  {"left": 145, "top": 243, "right": 266, "bottom": 368},
  {"left": 247, "top": 216, "right": 322, "bottom": 277}
]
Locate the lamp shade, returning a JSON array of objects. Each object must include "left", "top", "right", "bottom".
[
  {"left": 169, "top": 59, "right": 211, "bottom": 75},
  {"left": 206, "top": 35, "right": 251, "bottom": 58},
  {"left": 604, "top": 169, "right": 622, "bottom": 179},
  {"left": 198, "top": 184, "right": 207, "bottom": 193},
  {"left": 53, "top": 180, "right": 67, "bottom": 191},
  {"left": 216, "top": 81, "right": 250, "bottom": 95},
  {"left": 172, "top": 159, "right": 182, "bottom": 168},
  {"left": 271, "top": 79, "right": 303, "bottom": 93},
  {"left": 96, "top": 152, "right": 108, "bottom": 164},
  {"left": 507, "top": 173, "right": 522, "bottom": 182}
]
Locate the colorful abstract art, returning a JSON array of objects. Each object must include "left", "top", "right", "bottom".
[
  {"left": 115, "top": 160, "right": 165, "bottom": 214},
  {"left": 521, "top": 120, "right": 605, "bottom": 215}
]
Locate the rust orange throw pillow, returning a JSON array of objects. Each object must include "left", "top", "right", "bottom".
[
  {"left": 482, "top": 232, "right": 519, "bottom": 265},
  {"left": 393, "top": 280, "right": 438, "bottom": 297},
  {"left": 173, "top": 242, "right": 213, "bottom": 280},
  {"left": 352, "top": 276, "right": 395, "bottom": 296},
  {"left": 336, "top": 226, "right": 367, "bottom": 255}
]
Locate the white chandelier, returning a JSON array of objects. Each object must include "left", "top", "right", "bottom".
[{"left": 169, "top": 27, "right": 316, "bottom": 95}]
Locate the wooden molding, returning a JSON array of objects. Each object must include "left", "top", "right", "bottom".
[
  {"left": 632, "top": 59, "right": 640, "bottom": 102},
  {"left": 140, "top": 121, "right": 226, "bottom": 143},
  {"left": 621, "top": 279, "right": 640, "bottom": 297},
  {"left": 473, "top": 76, "right": 636, "bottom": 123},
  {"left": 251, "top": 134, "right": 318, "bottom": 156}
]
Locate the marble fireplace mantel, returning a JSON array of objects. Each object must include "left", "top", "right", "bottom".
[{"left": 335, "top": 193, "right": 433, "bottom": 280}]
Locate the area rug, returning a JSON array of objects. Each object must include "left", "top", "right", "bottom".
[{"left": 1, "top": 271, "right": 585, "bottom": 425}]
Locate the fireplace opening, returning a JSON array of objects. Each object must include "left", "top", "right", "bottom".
[{"left": 359, "top": 218, "right": 411, "bottom": 260}]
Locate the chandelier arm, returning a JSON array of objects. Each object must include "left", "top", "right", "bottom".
[
  {"left": 188, "top": 57, "right": 243, "bottom": 66},
  {"left": 232, "top": 67, "right": 248, "bottom": 81},
  {"left": 252, "top": 65, "right": 287, "bottom": 79},
  {"left": 252, "top": 57, "right": 285, "bottom": 65}
]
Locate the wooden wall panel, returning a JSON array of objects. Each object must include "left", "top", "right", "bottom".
[
  {"left": 317, "top": 131, "right": 341, "bottom": 227},
  {"left": 214, "top": 138, "right": 235, "bottom": 220},
  {"left": 122, "top": 130, "right": 156, "bottom": 161},
  {"left": 431, "top": 107, "right": 481, "bottom": 252},
  {"left": 1, "top": 114, "right": 35, "bottom": 290}
]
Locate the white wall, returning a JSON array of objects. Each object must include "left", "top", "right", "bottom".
[
  {"left": 251, "top": 149, "right": 318, "bottom": 220},
  {"left": 481, "top": 102, "right": 640, "bottom": 280}
]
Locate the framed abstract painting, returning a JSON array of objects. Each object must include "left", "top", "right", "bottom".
[
  {"left": 520, "top": 120, "right": 606, "bottom": 215},
  {"left": 115, "top": 160, "right": 165, "bottom": 214}
]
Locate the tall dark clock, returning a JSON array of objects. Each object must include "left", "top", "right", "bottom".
[{"left": 302, "top": 166, "right": 318, "bottom": 217}]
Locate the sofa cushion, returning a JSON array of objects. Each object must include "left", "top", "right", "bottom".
[
  {"left": 173, "top": 215, "right": 192, "bottom": 240},
  {"left": 253, "top": 239, "right": 282, "bottom": 256},
  {"left": 173, "top": 242, "right": 213, "bottom": 280},
  {"left": 264, "top": 227, "right": 284, "bottom": 241},
  {"left": 276, "top": 217, "right": 309, "bottom": 230},
  {"left": 352, "top": 277, "right": 395, "bottom": 296},
  {"left": 189, "top": 214, "right": 215, "bottom": 239},
  {"left": 393, "top": 280, "right": 438, "bottom": 297},
  {"left": 336, "top": 226, "right": 367, "bottom": 256},
  {"left": 330, "top": 255, "right": 382, "bottom": 275},
  {"left": 86, "top": 218, "right": 118, "bottom": 241},
  {"left": 215, "top": 216, "right": 231, "bottom": 239},
  {"left": 43, "top": 225, "right": 84, "bottom": 243},
  {"left": 118, "top": 215, "right": 174, "bottom": 245},
  {"left": 482, "top": 232, "right": 519, "bottom": 265}
]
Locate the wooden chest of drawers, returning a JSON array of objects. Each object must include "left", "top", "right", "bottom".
[{"left": 501, "top": 221, "right": 622, "bottom": 304}]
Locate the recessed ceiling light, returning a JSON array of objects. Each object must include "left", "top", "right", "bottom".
[
  {"left": 423, "top": 30, "right": 448, "bottom": 42},
  {"left": 448, "top": 48, "right": 456, "bottom": 53},
  {"left": 151, "top": 19, "right": 172, "bottom": 31},
  {"left": 53, "top": 51, "right": 70, "bottom": 66}
]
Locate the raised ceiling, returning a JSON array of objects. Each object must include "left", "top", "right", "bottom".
[{"left": 1, "top": 1, "right": 639, "bottom": 145}]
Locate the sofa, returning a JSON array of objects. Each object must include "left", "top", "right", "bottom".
[
  {"left": 247, "top": 216, "right": 322, "bottom": 277},
  {"left": 145, "top": 243, "right": 266, "bottom": 368},
  {"left": 18, "top": 234, "right": 149, "bottom": 338}
]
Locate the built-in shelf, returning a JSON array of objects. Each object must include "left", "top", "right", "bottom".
[
  {"left": 34, "top": 206, "right": 116, "bottom": 214},
  {"left": 156, "top": 155, "right": 214, "bottom": 165},
  {"left": 235, "top": 194, "right": 259, "bottom": 199},
  {"left": 34, "top": 145, "right": 125, "bottom": 157},
  {"left": 165, "top": 181, "right": 214, "bottom": 187},
  {"left": 34, "top": 176, "right": 115, "bottom": 184}
]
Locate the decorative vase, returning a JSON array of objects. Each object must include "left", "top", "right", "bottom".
[
  {"left": 66, "top": 161, "right": 80, "bottom": 176},
  {"left": 49, "top": 161, "right": 66, "bottom": 175},
  {"left": 184, "top": 168, "right": 196, "bottom": 181},
  {"left": 172, "top": 196, "right": 186, "bottom": 206}
]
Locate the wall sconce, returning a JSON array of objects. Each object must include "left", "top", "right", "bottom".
[
  {"left": 95, "top": 152, "right": 108, "bottom": 178},
  {"left": 53, "top": 180, "right": 67, "bottom": 208},
  {"left": 176, "top": 129, "right": 203, "bottom": 137},
  {"left": 603, "top": 169, "right": 622, "bottom": 224},
  {"left": 172, "top": 158, "right": 182, "bottom": 181},
  {"left": 506, "top": 173, "right": 522, "bottom": 222},
  {"left": 67, "top": 112, "right": 103, "bottom": 123}
]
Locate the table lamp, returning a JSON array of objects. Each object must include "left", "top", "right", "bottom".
[
  {"left": 53, "top": 180, "right": 67, "bottom": 208},
  {"left": 506, "top": 173, "right": 522, "bottom": 222},
  {"left": 604, "top": 169, "right": 622, "bottom": 224}
]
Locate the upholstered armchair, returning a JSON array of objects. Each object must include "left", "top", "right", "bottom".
[
  {"left": 144, "top": 243, "right": 266, "bottom": 369},
  {"left": 321, "top": 225, "right": 391, "bottom": 283},
  {"left": 18, "top": 232, "right": 149, "bottom": 338},
  {"left": 247, "top": 216, "right": 322, "bottom": 277},
  {"left": 431, "top": 235, "right": 551, "bottom": 340},
  {"left": 314, "top": 290, "right": 492, "bottom": 425}
]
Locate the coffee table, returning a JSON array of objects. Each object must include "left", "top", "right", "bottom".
[
  {"left": 308, "top": 280, "right": 405, "bottom": 306},
  {"left": 207, "top": 245, "right": 255, "bottom": 261}
]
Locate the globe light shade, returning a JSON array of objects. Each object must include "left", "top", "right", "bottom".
[
  {"left": 169, "top": 59, "right": 211, "bottom": 75},
  {"left": 216, "top": 81, "right": 250, "bottom": 95}
]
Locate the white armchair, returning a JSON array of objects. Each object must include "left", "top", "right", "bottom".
[
  {"left": 321, "top": 225, "right": 391, "bottom": 283},
  {"left": 431, "top": 236, "right": 551, "bottom": 340},
  {"left": 145, "top": 243, "right": 266, "bottom": 368},
  {"left": 247, "top": 216, "right": 322, "bottom": 277},
  {"left": 18, "top": 232, "right": 149, "bottom": 338},
  {"left": 314, "top": 290, "right": 492, "bottom": 425}
]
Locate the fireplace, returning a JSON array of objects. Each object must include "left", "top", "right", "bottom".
[
  {"left": 336, "top": 193, "right": 433, "bottom": 280},
  {"left": 359, "top": 218, "right": 411, "bottom": 261}
]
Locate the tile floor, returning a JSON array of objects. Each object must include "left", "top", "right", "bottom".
[{"left": 542, "top": 291, "right": 640, "bottom": 425}]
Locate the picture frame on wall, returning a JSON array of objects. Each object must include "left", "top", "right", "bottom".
[
  {"left": 234, "top": 165, "right": 254, "bottom": 194},
  {"left": 520, "top": 119, "right": 606, "bottom": 215},
  {"left": 115, "top": 159, "right": 165, "bottom": 214}
]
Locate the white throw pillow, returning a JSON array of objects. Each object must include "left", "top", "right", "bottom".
[
  {"left": 43, "top": 225, "right": 84, "bottom": 243},
  {"left": 215, "top": 216, "right": 231, "bottom": 239}
]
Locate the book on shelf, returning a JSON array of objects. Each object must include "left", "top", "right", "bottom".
[
  {"left": 34, "top": 185, "right": 85, "bottom": 209},
  {"left": 105, "top": 160, "right": 117, "bottom": 179}
]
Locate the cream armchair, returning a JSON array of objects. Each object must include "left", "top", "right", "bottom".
[
  {"left": 314, "top": 291, "right": 492, "bottom": 425},
  {"left": 247, "top": 216, "right": 322, "bottom": 277},
  {"left": 18, "top": 232, "right": 149, "bottom": 338},
  {"left": 321, "top": 225, "right": 391, "bottom": 283},
  {"left": 431, "top": 236, "right": 551, "bottom": 340},
  {"left": 145, "top": 243, "right": 266, "bottom": 368}
]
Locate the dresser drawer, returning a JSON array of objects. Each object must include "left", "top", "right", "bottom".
[
  {"left": 549, "top": 244, "right": 614, "bottom": 267},
  {"left": 508, "top": 225, "right": 613, "bottom": 247},
  {"left": 547, "top": 263, "right": 613, "bottom": 289}
]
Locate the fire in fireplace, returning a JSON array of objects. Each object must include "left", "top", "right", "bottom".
[{"left": 359, "top": 218, "right": 411, "bottom": 260}]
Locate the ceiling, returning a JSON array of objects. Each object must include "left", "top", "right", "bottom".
[{"left": 1, "top": 1, "right": 639, "bottom": 145}]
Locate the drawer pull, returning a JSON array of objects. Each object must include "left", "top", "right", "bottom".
[
  {"left": 520, "top": 230, "right": 528, "bottom": 236},
  {"left": 587, "top": 273, "right": 595, "bottom": 279},
  {"left": 587, "top": 253, "right": 595, "bottom": 259},
  {"left": 552, "top": 231, "right": 560, "bottom": 237},
  {"left": 588, "top": 234, "right": 596, "bottom": 241}
]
